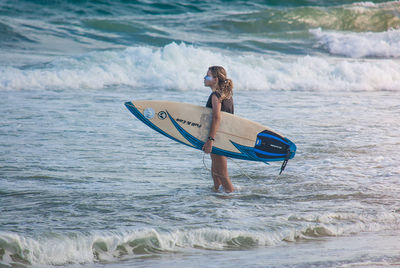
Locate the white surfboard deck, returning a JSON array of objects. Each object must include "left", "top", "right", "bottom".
[{"left": 125, "top": 100, "right": 296, "bottom": 163}]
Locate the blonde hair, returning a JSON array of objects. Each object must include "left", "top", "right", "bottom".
[{"left": 208, "top": 66, "right": 233, "bottom": 100}]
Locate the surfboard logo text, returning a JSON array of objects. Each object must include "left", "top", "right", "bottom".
[{"left": 176, "top": 118, "right": 202, "bottom": 128}]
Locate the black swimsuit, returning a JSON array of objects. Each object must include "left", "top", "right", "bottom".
[{"left": 206, "top": 91, "right": 234, "bottom": 114}]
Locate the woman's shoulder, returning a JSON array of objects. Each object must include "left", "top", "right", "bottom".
[{"left": 211, "top": 91, "right": 221, "bottom": 98}]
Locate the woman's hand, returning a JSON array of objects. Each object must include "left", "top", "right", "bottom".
[{"left": 202, "top": 139, "right": 213, "bottom": 154}]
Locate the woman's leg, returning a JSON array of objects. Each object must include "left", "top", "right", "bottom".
[
  {"left": 210, "top": 153, "right": 222, "bottom": 191},
  {"left": 210, "top": 153, "right": 234, "bottom": 193}
]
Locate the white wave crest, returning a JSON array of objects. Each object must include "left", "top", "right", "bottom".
[
  {"left": 0, "top": 228, "right": 277, "bottom": 266},
  {"left": 1, "top": 42, "right": 400, "bottom": 91},
  {"left": 351, "top": 1, "right": 400, "bottom": 8},
  {"left": 1, "top": 211, "right": 399, "bottom": 266},
  {"left": 311, "top": 28, "right": 400, "bottom": 58}
]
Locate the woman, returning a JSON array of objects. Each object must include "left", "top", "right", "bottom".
[{"left": 202, "top": 66, "right": 234, "bottom": 193}]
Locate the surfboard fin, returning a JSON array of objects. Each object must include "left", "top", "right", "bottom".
[
  {"left": 279, "top": 150, "right": 291, "bottom": 175},
  {"left": 279, "top": 159, "right": 288, "bottom": 175}
]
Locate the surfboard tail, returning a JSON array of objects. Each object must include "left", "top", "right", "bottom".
[{"left": 253, "top": 130, "right": 296, "bottom": 174}]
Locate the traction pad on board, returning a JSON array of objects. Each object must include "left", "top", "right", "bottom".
[{"left": 254, "top": 130, "right": 292, "bottom": 174}]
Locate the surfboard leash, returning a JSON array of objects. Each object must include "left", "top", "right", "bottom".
[
  {"left": 202, "top": 152, "right": 289, "bottom": 179},
  {"left": 202, "top": 153, "right": 254, "bottom": 181}
]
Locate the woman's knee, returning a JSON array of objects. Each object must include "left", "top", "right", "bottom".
[{"left": 211, "top": 154, "right": 226, "bottom": 162}]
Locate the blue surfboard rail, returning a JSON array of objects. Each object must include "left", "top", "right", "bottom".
[{"left": 124, "top": 101, "right": 296, "bottom": 164}]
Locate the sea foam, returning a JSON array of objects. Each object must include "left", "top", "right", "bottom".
[
  {"left": 1, "top": 211, "right": 399, "bottom": 266},
  {"left": 311, "top": 28, "right": 400, "bottom": 58},
  {"left": 1, "top": 42, "right": 400, "bottom": 91}
]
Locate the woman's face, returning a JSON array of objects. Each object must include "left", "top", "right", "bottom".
[{"left": 204, "top": 70, "right": 216, "bottom": 88}]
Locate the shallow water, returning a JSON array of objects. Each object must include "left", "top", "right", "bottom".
[
  {"left": 1, "top": 0, "right": 400, "bottom": 267},
  {"left": 2, "top": 87, "right": 399, "bottom": 267}
]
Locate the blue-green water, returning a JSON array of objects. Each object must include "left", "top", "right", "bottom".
[{"left": 1, "top": 1, "right": 400, "bottom": 267}]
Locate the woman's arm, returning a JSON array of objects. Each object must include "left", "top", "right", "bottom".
[{"left": 202, "top": 94, "right": 221, "bottom": 154}]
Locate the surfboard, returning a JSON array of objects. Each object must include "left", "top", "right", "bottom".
[{"left": 125, "top": 100, "right": 296, "bottom": 172}]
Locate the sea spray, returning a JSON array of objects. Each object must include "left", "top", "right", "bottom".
[
  {"left": 1, "top": 42, "right": 400, "bottom": 91},
  {"left": 1, "top": 211, "right": 399, "bottom": 266},
  {"left": 311, "top": 28, "right": 400, "bottom": 58}
]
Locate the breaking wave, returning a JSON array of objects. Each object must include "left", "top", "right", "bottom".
[
  {"left": 1, "top": 211, "right": 399, "bottom": 266},
  {"left": 1, "top": 42, "right": 400, "bottom": 92},
  {"left": 311, "top": 28, "right": 400, "bottom": 58}
]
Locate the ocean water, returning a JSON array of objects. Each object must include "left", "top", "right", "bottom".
[{"left": 1, "top": 0, "right": 400, "bottom": 267}]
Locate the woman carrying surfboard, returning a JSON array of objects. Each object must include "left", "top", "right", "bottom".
[{"left": 202, "top": 66, "right": 235, "bottom": 193}]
